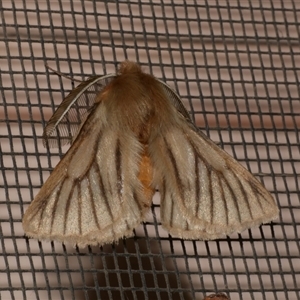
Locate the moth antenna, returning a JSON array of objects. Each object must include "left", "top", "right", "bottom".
[{"left": 45, "top": 63, "right": 82, "bottom": 83}]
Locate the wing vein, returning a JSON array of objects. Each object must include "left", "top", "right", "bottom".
[
  {"left": 208, "top": 168, "right": 213, "bottom": 224},
  {"left": 115, "top": 138, "right": 122, "bottom": 199},
  {"left": 77, "top": 181, "right": 82, "bottom": 235},
  {"left": 193, "top": 148, "right": 201, "bottom": 216},
  {"left": 216, "top": 172, "right": 229, "bottom": 226},
  {"left": 94, "top": 161, "right": 114, "bottom": 222},
  {"left": 220, "top": 171, "right": 242, "bottom": 224},
  {"left": 231, "top": 171, "right": 253, "bottom": 220},
  {"left": 51, "top": 179, "right": 67, "bottom": 234},
  {"left": 63, "top": 181, "right": 76, "bottom": 234},
  {"left": 163, "top": 137, "right": 184, "bottom": 199},
  {"left": 87, "top": 173, "right": 101, "bottom": 230}
]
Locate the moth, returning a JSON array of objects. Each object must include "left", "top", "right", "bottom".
[{"left": 22, "top": 61, "right": 279, "bottom": 248}]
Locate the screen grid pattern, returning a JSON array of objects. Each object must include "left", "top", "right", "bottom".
[{"left": 0, "top": 1, "right": 299, "bottom": 300}]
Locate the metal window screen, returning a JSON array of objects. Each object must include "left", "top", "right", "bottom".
[{"left": 0, "top": 1, "right": 299, "bottom": 300}]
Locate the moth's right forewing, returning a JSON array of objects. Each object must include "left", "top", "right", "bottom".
[{"left": 150, "top": 118, "right": 279, "bottom": 240}]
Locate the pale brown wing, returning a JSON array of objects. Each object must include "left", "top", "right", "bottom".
[
  {"left": 23, "top": 106, "right": 154, "bottom": 248},
  {"left": 149, "top": 119, "right": 279, "bottom": 240}
]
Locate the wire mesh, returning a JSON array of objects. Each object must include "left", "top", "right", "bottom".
[{"left": 0, "top": 1, "right": 299, "bottom": 299}]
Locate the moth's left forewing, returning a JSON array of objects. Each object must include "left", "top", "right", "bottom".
[
  {"left": 23, "top": 72, "right": 154, "bottom": 248},
  {"left": 23, "top": 118, "right": 153, "bottom": 247}
]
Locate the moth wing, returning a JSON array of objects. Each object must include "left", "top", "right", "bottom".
[
  {"left": 23, "top": 106, "right": 153, "bottom": 248},
  {"left": 152, "top": 123, "right": 279, "bottom": 240},
  {"left": 149, "top": 80, "right": 278, "bottom": 239}
]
